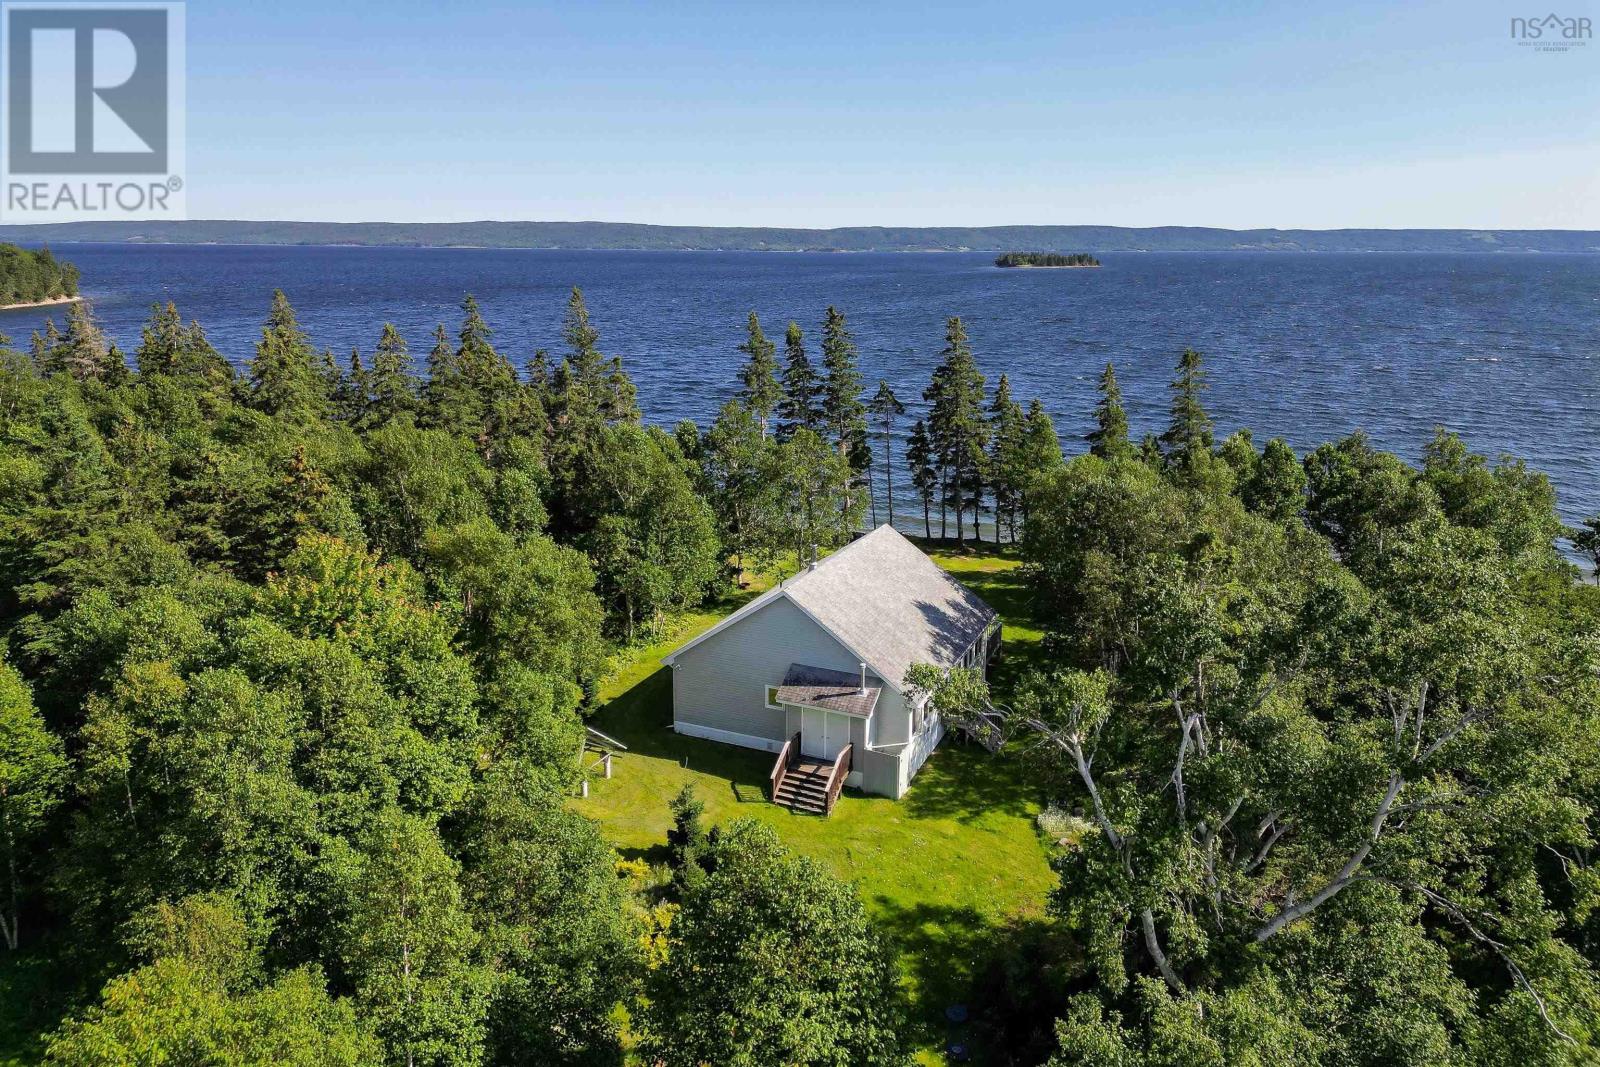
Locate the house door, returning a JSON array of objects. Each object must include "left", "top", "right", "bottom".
[{"left": 801, "top": 710, "right": 849, "bottom": 761}]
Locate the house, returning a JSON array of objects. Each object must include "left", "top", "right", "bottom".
[{"left": 661, "top": 525, "right": 1000, "bottom": 810}]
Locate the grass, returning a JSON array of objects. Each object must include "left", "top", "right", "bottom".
[{"left": 575, "top": 540, "right": 1058, "bottom": 1064}]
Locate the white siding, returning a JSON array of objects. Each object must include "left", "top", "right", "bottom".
[{"left": 671, "top": 595, "right": 866, "bottom": 747}]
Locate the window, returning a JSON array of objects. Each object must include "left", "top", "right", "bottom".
[{"left": 764, "top": 685, "right": 783, "bottom": 710}]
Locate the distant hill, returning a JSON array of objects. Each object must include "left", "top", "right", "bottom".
[{"left": 0, "top": 220, "right": 1596, "bottom": 253}]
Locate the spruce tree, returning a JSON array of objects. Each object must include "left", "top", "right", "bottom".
[
  {"left": 1159, "top": 347, "right": 1213, "bottom": 470},
  {"left": 737, "top": 312, "right": 782, "bottom": 439},
  {"left": 776, "top": 322, "right": 821, "bottom": 439},
  {"left": 1018, "top": 399, "right": 1063, "bottom": 528},
  {"left": 177, "top": 318, "right": 230, "bottom": 386},
  {"left": 560, "top": 287, "right": 637, "bottom": 424},
  {"left": 1088, "top": 362, "right": 1131, "bottom": 459},
  {"left": 55, "top": 300, "right": 114, "bottom": 382},
  {"left": 524, "top": 348, "right": 552, "bottom": 403},
  {"left": 135, "top": 301, "right": 185, "bottom": 376},
  {"left": 867, "top": 381, "right": 905, "bottom": 528},
  {"left": 905, "top": 418, "right": 937, "bottom": 540},
  {"left": 987, "top": 374, "right": 1027, "bottom": 542},
  {"left": 336, "top": 347, "right": 368, "bottom": 424},
  {"left": 364, "top": 323, "right": 419, "bottom": 428},
  {"left": 423, "top": 317, "right": 475, "bottom": 435},
  {"left": 820, "top": 306, "right": 865, "bottom": 460},
  {"left": 246, "top": 290, "right": 327, "bottom": 419},
  {"left": 924, "top": 317, "right": 988, "bottom": 544}
]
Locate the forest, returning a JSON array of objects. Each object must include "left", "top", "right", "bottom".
[
  {"left": 0, "top": 246, "right": 79, "bottom": 308},
  {"left": 1, "top": 288, "right": 1599, "bottom": 1066},
  {"left": 993, "top": 252, "right": 1101, "bottom": 268}
]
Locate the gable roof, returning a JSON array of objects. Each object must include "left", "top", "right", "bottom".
[
  {"left": 662, "top": 525, "right": 997, "bottom": 695},
  {"left": 774, "top": 663, "right": 881, "bottom": 717}
]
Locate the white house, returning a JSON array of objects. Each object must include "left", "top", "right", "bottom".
[{"left": 661, "top": 525, "right": 999, "bottom": 808}]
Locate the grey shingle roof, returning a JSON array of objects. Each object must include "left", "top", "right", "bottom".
[
  {"left": 783, "top": 525, "right": 997, "bottom": 692},
  {"left": 774, "top": 663, "right": 881, "bottom": 717}
]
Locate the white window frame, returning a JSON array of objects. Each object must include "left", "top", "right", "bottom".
[{"left": 764, "top": 684, "right": 784, "bottom": 710}]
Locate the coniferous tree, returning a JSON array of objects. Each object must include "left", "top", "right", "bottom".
[
  {"left": 987, "top": 374, "right": 1028, "bottom": 542},
  {"left": 130, "top": 304, "right": 229, "bottom": 398},
  {"left": 246, "top": 290, "right": 327, "bottom": 420},
  {"left": 776, "top": 322, "right": 821, "bottom": 440},
  {"left": 905, "top": 418, "right": 937, "bottom": 540},
  {"left": 524, "top": 348, "right": 552, "bottom": 400},
  {"left": 1087, "top": 362, "right": 1131, "bottom": 459},
  {"left": 424, "top": 297, "right": 522, "bottom": 458},
  {"left": 422, "top": 321, "right": 457, "bottom": 422},
  {"left": 177, "top": 319, "right": 229, "bottom": 387},
  {"left": 559, "top": 287, "right": 638, "bottom": 425},
  {"left": 1242, "top": 437, "right": 1308, "bottom": 525},
  {"left": 820, "top": 307, "right": 868, "bottom": 527},
  {"left": 924, "top": 317, "right": 989, "bottom": 544},
  {"left": 1159, "top": 347, "right": 1213, "bottom": 470},
  {"left": 867, "top": 381, "right": 905, "bottom": 528},
  {"left": 335, "top": 347, "right": 368, "bottom": 424},
  {"left": 134, "top": 301, "right": 185, "bottom": 377},
  {"left": 737, "top": 312, "right": 782, "bottom": 440},
  {"left": 820, "top": 307, "right": 865, "bottom": 459},
  {"left": 50, "top": 300, "right": 115, "bottom": 382},
  {"left": 1018, "top": 399, "right": 1063, "bottom": 528},
  {"left": 364, "top": 323, "right": 419, "bottom": 428},
  {"left": 424, "top": 314, "right": 477, "bottom": 438}
]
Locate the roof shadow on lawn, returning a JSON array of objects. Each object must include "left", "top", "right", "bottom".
[{"left": 588, "top": 663, "right": 772, "bottom": 795}]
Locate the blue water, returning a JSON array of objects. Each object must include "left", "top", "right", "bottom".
[{"left": 5, "top": 244, "right": 1596, "bottom": 525}]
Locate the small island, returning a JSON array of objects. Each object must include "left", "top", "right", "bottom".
[
  {"left": 994, "top": 251, "right": 1101, "bottom": 268},
  {"left": 0, "top": 243, "right": 80, "bottom": 310}
]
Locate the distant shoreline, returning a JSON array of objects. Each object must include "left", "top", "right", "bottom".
[
  {"left": 996, "top": 262, "right": 1102, "bottom": 269},
  {"left": 0, "top": 221, "right": 1595, "bottom": 255},
  {"left": 0, "top": 293, "right": 79, "bottom": 311}
]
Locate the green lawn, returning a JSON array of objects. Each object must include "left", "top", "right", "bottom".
[{"left": 575, "top": 542, "right": 1058, "bottom": 1064}]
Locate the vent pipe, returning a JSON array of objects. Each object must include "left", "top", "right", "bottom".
[{"left": 859, "top": 662, "right": 868, "bottom": 695}]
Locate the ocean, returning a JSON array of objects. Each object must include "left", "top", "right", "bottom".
[{"left": 6, "top": 243, "right": 1596, "bottom": 527}]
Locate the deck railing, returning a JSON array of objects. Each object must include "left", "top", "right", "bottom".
[
  {"left": 769, "top": 731, "right": 801, "bottom": 800},
  {"left": 823, "top": 743, "right": 853, "bottom": 815}
]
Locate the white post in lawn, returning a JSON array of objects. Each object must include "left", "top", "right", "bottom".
[{"left": 604, "top": 753, "right": 613, "bottom": 779}]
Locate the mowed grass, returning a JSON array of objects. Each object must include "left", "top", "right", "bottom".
[{"left": 575, "top": 541, "right": 1057, "bottom": 1064}]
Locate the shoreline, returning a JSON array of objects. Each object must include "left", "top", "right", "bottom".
[
  {"left": 995, "top": 263, "right": 1102, "bottom": 269},
  {"left": 0, "top": 294, "right": 79, "bottom": 312}
]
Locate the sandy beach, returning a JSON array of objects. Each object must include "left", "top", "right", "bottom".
[{"left": 0, "top": 294, "right": 80, "bottom": 312}]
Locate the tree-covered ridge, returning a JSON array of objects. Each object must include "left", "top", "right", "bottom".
[
  {"left": 994, "top": 252, "right": 1101, "bottom": 268},
  {"left": 0, "top": 245, "right": 78, "bottom": 306},
  {"left": 2, "top": 220, "right": 1598, "bottom": 252}
]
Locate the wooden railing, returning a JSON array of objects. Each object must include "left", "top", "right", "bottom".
[
  {"left": 769, "top": 731, "right": 801, "bottom": 800},
  {"left": 823, "top": 743, "right": 853, "bottom": 815}
]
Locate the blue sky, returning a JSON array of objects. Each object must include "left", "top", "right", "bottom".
[{"left": 184, "top": 0, "right": 1599, "bottom": 228}]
